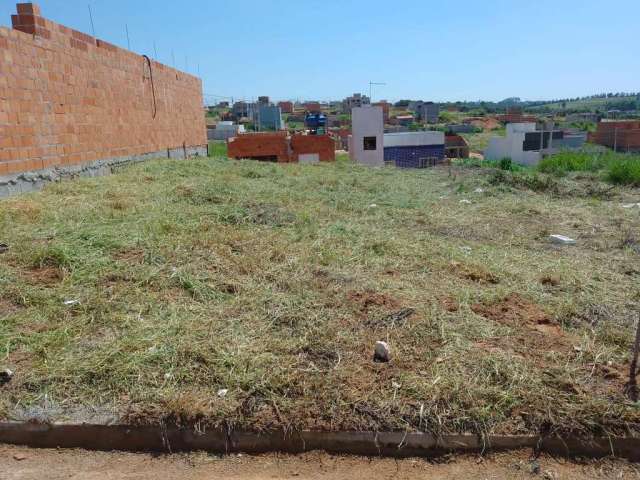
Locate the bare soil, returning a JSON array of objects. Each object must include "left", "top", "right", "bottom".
[{"left": 2, "top": 445, "right": 639, "bottom": 480}]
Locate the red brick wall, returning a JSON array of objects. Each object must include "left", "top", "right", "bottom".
[
  {"left": 227, "top": 132, "right": 290, "bottom": 162},
  {"left": 290, "top": 134, "right": 335, "bottom": 162},
  {"left": 303, "top": 102, "right": 321, "bottom": 113},
  {"left": 277, "top": 101, "right": 293, "bottom": 114},
  {"left": 0, "top": 3, "right": 206, "bottom": 177},
  {"left": 227, "top": 133, "right": 336, "bottom": 163},
  {"left": 592, "top": 122, "right": 640, "bottom": 150}
]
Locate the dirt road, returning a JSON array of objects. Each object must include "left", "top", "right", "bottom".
[{"left": 2, "top": 445, "right": 639, "bottom": 480}]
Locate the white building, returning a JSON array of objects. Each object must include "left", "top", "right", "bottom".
[
  {"left": 349, "top": 106, "right": 384, "bottom": 167},
  {"left": 207, "top": 121, "right": 246, "bottom": 141},
  {"left": 485, "top": 122, "right": 586, "bottom": 166}
]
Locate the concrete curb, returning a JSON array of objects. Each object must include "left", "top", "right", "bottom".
[
  {"left": 0, "top": 423, "right": 638, "bottom": 460},
  {"left": 0, "top": 145, "right": 208, "bottom": 198}
]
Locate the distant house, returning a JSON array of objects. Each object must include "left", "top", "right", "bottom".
[
  {"left": 412, "top": 101, "right": 440, "bottom": 124},
  {"left": 373, "top": 100, "right": 391, "bottom": 123},
  {"left": 304, "top": 101, "right": 322, "bottom": 113},
  {"left": 393, "top": 115, "right": 415, "bottom": 127},
  {"left": 383, "top": 131, "right": 446, "bottom": 168},
  {"left": 445, "top": 133, "right": 470, "bottom": 158},
  {"left": 278, "top": 101, "right": 294, "bottom": 114},
  {"left": 257, "top": 105, "right": 284, "bottom": 131},
  {"left": 343, "top": 93, "right": 370, "bottom": 113},
  {"left": 566, "top": 112, "right": 601, "bottom": 123},
  {"left": 232, "top": 101, "right": 256, "bottom": 121},
  {"left": 207, "top": 121, "right": 245, "bottom": 141},
  {"left": 485, "top": 122, "right": 586, "bottom": 165}
]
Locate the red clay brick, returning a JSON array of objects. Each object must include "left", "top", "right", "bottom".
[
  {"left": 290, "top": 134, "right": 335, "bottom": 162},
  {"left": 17, "top": 3, "right": 41, "bottom": 16}
]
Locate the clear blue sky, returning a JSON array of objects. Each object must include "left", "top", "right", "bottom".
[{"left": 2, "top": 0, "right": 638, "bottom": 103}]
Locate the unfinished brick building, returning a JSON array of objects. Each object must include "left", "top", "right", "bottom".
[
  {"left": 445, "top": 134, "right": 470, "bottom": 159},
  {"left": 227, "top": 133, "right": 335, "bottom": 163},
  {"left": 277, "top": 101, "right": 294, "bottom": 114},
  {"left": 290, "top": 135, "right": 335, "bottom": 162},
  {"left": 590, "top": 121, "right": 640, "bottom": 152},
  {"left": 227, "top": 132, "right": 290, "bottom": 162},
  {"left": 1, "top": 3, "right": 207, "bottom": 196}
]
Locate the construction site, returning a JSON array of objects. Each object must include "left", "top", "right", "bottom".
[{"left": 2, "top": 2, "right": 640, "bottom": 478}]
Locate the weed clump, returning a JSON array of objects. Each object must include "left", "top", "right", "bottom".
[
  {"left": 489, "top": 170, "right": 559, "bottom": 193},
  {"left": 539, "top": 150, "right": 640, "bottom": 186}
]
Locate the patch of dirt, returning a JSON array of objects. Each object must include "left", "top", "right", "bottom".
[
  {"left": 312, "top": 269, "right": 354, "bottom": 286},
  {"left": 585, "top": 362, "right": 629, "bottom": 395},
  {"left": 471, "top": 293, "right": 571, "bottom": 363},
  {"left": 245, "top": 203, "right": 296, "bottom": 227},
  {"left": 451, "top": 261, "right": 499, "bottom": 284},
  {"left": 0, "top": 298, "right": 20, "bottom": 319},
  {"left": 0, "top": 446, "right": 636, "bottom": 480},
  {"left": 21, "top": 266, "right": 63, "bottom": 285},
  {"left": 347, "top": 290, "right": 400, "bottom": 316},
  {"left": 296, "top": 346, "right": 341, "bottom": 372},
  {"left": 540, "top": 274, "right": 561, "bottom": 287},
  {"left": 113, "top": 248, "right": 146, "bottom": 264},
  {"left": 440, "top": 296, "right": 459, "bottom": 312}
]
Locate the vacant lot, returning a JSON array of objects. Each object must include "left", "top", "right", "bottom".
[{"left": 1, "top": 156, "right": 639, "bottom": 437}]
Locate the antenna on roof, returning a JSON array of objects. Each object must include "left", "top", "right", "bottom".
[{"left": 369, "top": 81, "right": 386, "bottom": 103}]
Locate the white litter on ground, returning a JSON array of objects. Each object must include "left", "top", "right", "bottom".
[
  {"left": 549, "top": 234, "right": 576, "bottom": 245},
  {"left": 217, "top": 389, "right": 229, "bottom": 398}
]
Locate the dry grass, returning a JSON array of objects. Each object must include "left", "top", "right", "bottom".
[{"left": 1, "top": 156, "right": 639, "bottom": 436}]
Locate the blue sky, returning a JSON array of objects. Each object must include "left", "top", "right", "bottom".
[{"left": 2, "top": 0, "right": 638, "bottom": 103}]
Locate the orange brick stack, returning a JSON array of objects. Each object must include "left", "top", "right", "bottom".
[
  {"left": 227, "top": 132, "right": 290, "bottom": 162},
  {"left": 290, "top": 134, "right": 335, "bottom": 162},
  {"left": 0, "top": 3, "right": 206, "bottom": 177},
  {"left": 227, "top": 132, "right": 336, "bottom": 163},
  {"left": 591, "top": 121, "right": 640, "bottom": 152}
]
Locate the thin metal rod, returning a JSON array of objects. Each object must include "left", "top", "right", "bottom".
[
  {"left": 125, "top": 24, "right": 130, "bottom": 50},
  {"left": 88, "top": 4, "right": 95, "bottom": 37}
]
